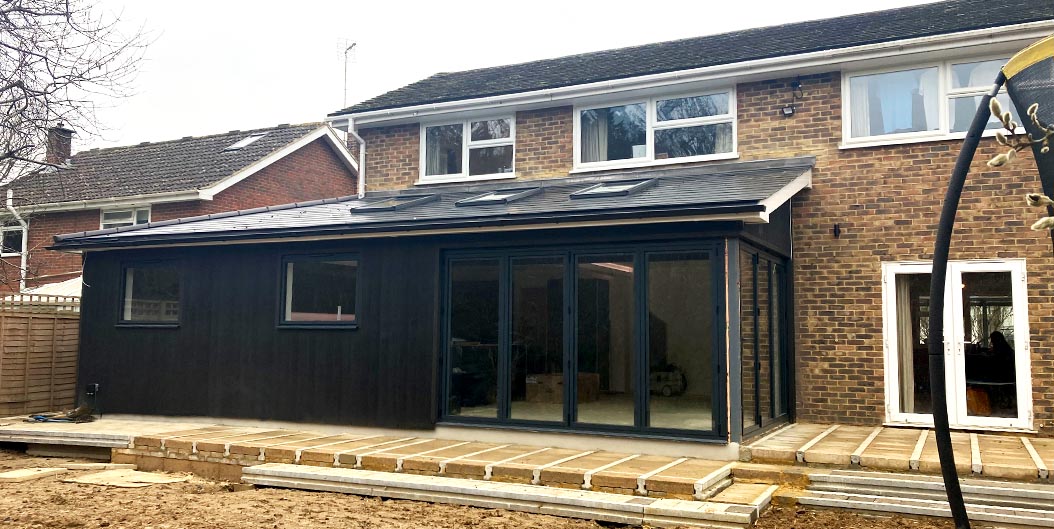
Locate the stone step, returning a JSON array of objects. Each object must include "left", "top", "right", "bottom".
[
  {"left": 798, "top": 490, "right": 1054, "bottom": 527},
  {"left": 811, "top": 470, "right": 1054, "bottom": 502},
  {"left": 710, "top": 482, "right": 779, "bottom": 511},
  {"left": 810, "top": 482, "right": 1054, "bottom": 512},
  {"left": 242, "top": 463, "right": 758, "bottom": 528}
]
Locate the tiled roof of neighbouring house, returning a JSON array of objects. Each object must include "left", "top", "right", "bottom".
[
  {"left": 334, "top": 0, "right": 1054, "bottom": 115},
  {"left": 51, "top": 156, "right": 814, "bottom": 250},
  {"left": 6, "top": 123, "right": 324, "bottom": 207}
]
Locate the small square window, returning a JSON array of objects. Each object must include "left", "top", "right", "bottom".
[
  {"left": 354, "top": 195, "right": 438, "bottom": 212},
  {"left": 282, "top": 256, "right": 359, "bottom": 326},
  {"left": 455, "top": 187, "right": 540, "bottom": 206},
  {"left": 121, "top": 264, "right": 180, "bottom": 324},
  {"left": 0, "top": 226, "right": 23, "bottom": 256}
]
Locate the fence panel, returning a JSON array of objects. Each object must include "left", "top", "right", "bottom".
[{"left": 0, "top": 296, "right": 80, "bottom": 415}]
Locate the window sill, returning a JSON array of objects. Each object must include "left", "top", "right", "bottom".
[
  {"left": 840, "top": 128, "right": 1006, "bottom": 150},
  {"left": 414, "top": 173, "right": 517, "bottom": 186},
  {"left": 570, "top": 152, "right": 740, "bottom": 174},
  {"left": 277, "top": 323, "right": 359, "bottom": 330},
  {"left": 115, "top": 322, "right": 180, "bottom": 329}
]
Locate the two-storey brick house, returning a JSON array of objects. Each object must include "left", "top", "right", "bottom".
[
  {"left": 2, "top": 123, "right": 359, "bottom": 292},
  {"left": 51, "top": 0, "right": 1054, "bottom": 455}
]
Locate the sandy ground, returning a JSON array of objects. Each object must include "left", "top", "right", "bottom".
[{"left": 0, "top": 446, "right": 959, "bottom": 529}]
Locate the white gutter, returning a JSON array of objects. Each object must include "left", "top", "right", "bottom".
[
  {"left": 21, "top": 190, "right": 204, "bottom": 214},
  {"left": 6, "top": 189, "right": 28, "bottom": 291},
  {"left": 329, "top": 20, "right": 1054, "bottom": 125},
  {"left": 346, "top": 120, "right": 366, "bottom": 198}
]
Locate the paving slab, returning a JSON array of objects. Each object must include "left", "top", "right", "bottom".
[
  {"left": 977, "top": 434, "right": 1039, "bottom": 480},
  {"left": 917, "top": 431, "right": 971, "bottom": 475},
  {"left": 748, "top": 423, "right": 831, "bottom": 462},
  {"left": 163, "top": 428, "right": 265, "bottom": 452},
  {"left": 0, "top": 467, "right": 68, "bottom": 482},
  {"left": 590, "top": 454, "right": 679, "bottom": 494},
  {"left": 134, "top": 426, "right": 235, "bottom": 448},
  {"left": 857, "top": 427, "right": 919, "bottom": 471},
  {"left": 358, "top": 439, "right": 467, "bottom": 471},
  {"left": 490, "top": 448, "right": 591, "bottom": 483},
  {"left": 65, "top": 469, "right": 190, "bottom": 488},
  {"left": 800, "top": 425, "right": 876, "bottom": 465},
  {"left": 711, "top": 482, "right": 776, "bottom": 506},
  {"left": 443, "top": 445, "right": 546, "bottom": 479},
  {"left": 262, "top": 435, "right": 355, "bottom": 463},
  {"left": 645, "top": 459, "right": 732, "bottom": 498},
  {"left": 297, "top": 436, "right": 402, "bottom": 465},
  {"left": 193, "top": 430, "right": 295, "bottom": 454},
  {"left": 227, "top": 431, "right": 327, "bottom": 458},
  {"left": 401, "top": 442, "right": 502, "bottom": 474},
  {"left": 540, "top": 452, "right": 635, "bottom": 488}
]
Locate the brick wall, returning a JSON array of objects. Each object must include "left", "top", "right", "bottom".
[
  {"left": 352, "top": 72, "right": 1054, "bottom": 432},
  {"left": 18, "top": 137, "right": 356, "bottom": 291},
  {"left": 736, "top": 73, "right": 1053, "bottom": 430}
]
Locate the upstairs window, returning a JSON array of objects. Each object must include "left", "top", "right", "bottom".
[
  {"left": 845, "top": 57, "right": 1010, "bottom": 144},
  {"left": 422, "top": 118, "right": 514, "bottom": 182},
  {"left": 576, "top": 90, "right": 735, "bottom": 169},
  {"left": 101, "top": 207, "right": 150, "bottom": 229},
  {"left": 0, "top": 222, "right": 24, "bottom": 257}
]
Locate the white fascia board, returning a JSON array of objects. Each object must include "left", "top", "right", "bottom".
[
  {"left": 199, "top": 125, "right": 359, "bottom": 200},
  {"left": 22, "top": 190, "right": 203, "bottom": 213},
  {"left": 759, "top": 169, "right": 813, "bottom": 213},
  {"left": 329, "top": 21, "right": 1054, "bottom": 127}
]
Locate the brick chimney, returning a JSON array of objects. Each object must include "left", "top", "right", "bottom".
[{"left": 45, "top": 123, "right": 75, "bottom": 165}]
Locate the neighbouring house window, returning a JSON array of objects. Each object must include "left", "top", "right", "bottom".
[
  {"left": 101, "top": 207, "right": 150, "bottom": 229},
  {"left": 577, "top": 90, "right": 735, "bottom": 168},
  {"left": 281, "top": 255, "right": 359, "bottom": 326},
  {"left": 422, "top": 117, "right": 514, "bottom": 180},
  {"left": 846, "top": 57, "right": 1010, "bottom": 142},
  {"left": 121, "top": 264, "right": 180, "bottom": 323},
  {"left": 0, "top": 223, "right": 25, "bottom": 256}
]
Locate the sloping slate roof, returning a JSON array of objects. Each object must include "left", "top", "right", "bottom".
[
  {"left": 52, "top": 157, "right": 814, "bottom": 250},
  {"left": 7, "top": 123, "right": 323, "bottom": 206},
  {"left": 335, "top": 0, "right": 1054, "bottom": 115}
]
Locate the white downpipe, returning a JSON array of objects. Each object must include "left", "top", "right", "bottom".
[
  {"left": 347, "top": 123, "right": 366, "bottom": 199},
  {"left": 6, "top": 189, "right": 28, "bottom": 291}
]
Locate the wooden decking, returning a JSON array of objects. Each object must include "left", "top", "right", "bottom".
[{"left": 743, "top": 423, "right": 1051, "bottom": 480}]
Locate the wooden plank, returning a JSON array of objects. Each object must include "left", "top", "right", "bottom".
[
  {"left": 1021, "top": 437, "right": 1048, "bottom": 479},
  {"left": 850, "top": 426, "right": 884, "bottom": 466},
  {"left": 909, "top": 430, "right": 929, "bottom": 470},
  {"left": 971, "top": 433, "right": 982, "bottom": 474}
]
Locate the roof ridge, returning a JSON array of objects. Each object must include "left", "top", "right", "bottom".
[{"left": 69, "top": 122, "right": 324, "bottom": 157}]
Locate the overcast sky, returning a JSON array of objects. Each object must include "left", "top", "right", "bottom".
[{"left": 80, "top": 0, "right": 935, "bottom": 151}]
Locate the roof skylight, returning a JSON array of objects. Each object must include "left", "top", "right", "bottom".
[
  {"left": 222, "top": 133, "right": 267, "bottom": 152},
  {"left": 353, "top": 194, "right": 438, "bottom": 212},
  {"left": 455, "top": 187, "right": 541, "bottom": 207},
  {"left": 569, "top": 178, "right": 657, "bottom": 199}
]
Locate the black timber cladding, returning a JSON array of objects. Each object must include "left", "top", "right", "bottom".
[
  {"left": 334, "top": 0, "right": 1054, "bottom": 115},
  {"left": 52, "top": 156, "right": 814, "bottom": 249}
]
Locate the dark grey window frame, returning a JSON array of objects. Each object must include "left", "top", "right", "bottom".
[
  {"left": 277, "top": 252, "right": 361, "bottom": 330},
  {"left": 116, "top": 259, "right": 183, "bottom": 328},
  {"left": 439, "top": 239, "right": 727, "bottom": 441}
]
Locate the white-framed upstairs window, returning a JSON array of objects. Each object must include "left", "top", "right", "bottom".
[
  {"left": 420, "top": 117, "right": 515, "bottom": 183},
  {"left": 101, "top": 206, "right": 150, "bottom": 230},
  {"left": 574, "top": 89, "right": 737, "bottom": 171},
  {"left": 0, "top": 222, "right": 25, "bottom": 257},
  {"left": 843, "top": 56, "right": 1013, "bottom": 147}
]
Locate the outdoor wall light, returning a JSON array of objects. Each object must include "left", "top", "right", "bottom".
[{"left": 780, "top": 78, "right": 805, "bottom": 118}]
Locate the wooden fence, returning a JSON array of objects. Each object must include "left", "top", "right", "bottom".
[{"left": 0, "top": 296, "right": 80, "bottom": 415}]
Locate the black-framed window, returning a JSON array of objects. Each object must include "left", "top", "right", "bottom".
[
  {"left": 441, "top": 241, "right": 725, "bottom": 439},
  {"left": 120, "top": 263, "right": 181, "bottom": 324},
  {"left": 740, "top": 245, "right": 790, "bottom": 435},
  {"left": 280, "top": 255, "right": 359, "bottom": 327}
]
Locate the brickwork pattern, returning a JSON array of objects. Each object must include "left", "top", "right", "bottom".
[
  {"left": 18, "top": 137, "right": 356, "bottom": 291},
  {"left": 358, "top": 123, "right": 419, "bottom": 191},
  {"left": 515, "top": 107, "right": 574, "bottom": 180}
]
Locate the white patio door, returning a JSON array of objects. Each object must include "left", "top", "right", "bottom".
[{"left": 882, "top": 260, "right": 1032, "bottom": 430}]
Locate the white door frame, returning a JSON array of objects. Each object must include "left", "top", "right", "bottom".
[{"left": 881, "top": 259, "right": 1033, "bottom": 431}]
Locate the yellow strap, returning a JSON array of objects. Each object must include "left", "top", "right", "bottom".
[{"left": 1004, "top": 35, "right": 1054, "bottom": 79}]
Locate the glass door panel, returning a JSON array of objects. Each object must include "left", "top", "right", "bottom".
[
  {"left": 447, "top": 259, "right": 501, "bottom": 418},
  {"left": 575, "top": 254, "right": 635, "bottom": 427},
  {"left": 510, "top": 256, "right": 565, "bottom": 422},
  {"left": 757, "top": 260, "right": 772, "bottom": 424},
  {"left": 646, "top": 251, "right": 714, "bottom": 431},
  {"left": 740, "top": 252, "right": 756, "bottom": 430},
  {"left": 892, "top": 273, "right": 934, "bottom": 416}
]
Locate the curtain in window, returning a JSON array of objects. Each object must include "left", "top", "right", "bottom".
[
  {"left": 850, "top": 80, "right": 871, "bottom": 138},
  {"left": 426, "top": 137, "right": 444, "bottom": 176},
  {"left": 581, "top": 111, "right": 608, "bottom": 163},
  {"left": 896, "top": 277, "right": 915, "bottom": 412}
]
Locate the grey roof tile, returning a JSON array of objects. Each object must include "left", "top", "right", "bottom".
[
  {"left": 7, "top": 123, "right": 324, "bottom": 206},
  {"left": 52, "top": 156, "right": 814, "bottom": 250},
  {"left": 334, "top": 0, "right": 1054, "bottom": 115}
]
